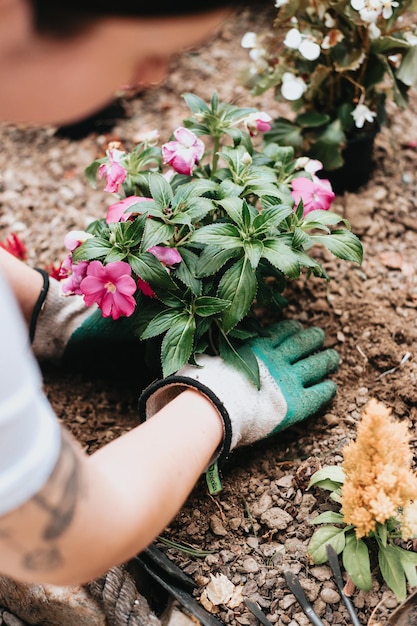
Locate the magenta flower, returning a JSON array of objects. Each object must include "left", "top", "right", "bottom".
[
  {"left": 137, "top": 277, "right": 155, "bottom": 298},
  {"left": 291, "top": 176, "right": 335, "bottom": 215},
  {"left": 243, "top": 112, "right": 272, "bottom": 136},
  {"left": 98, "top": 148, "right": 127, "bottom": 193},
  {"left": 148, "top": 246, "right": 182, "bottom": 267},
  {"left": 106, "top": 196, "right": 150, "bottom": 223},
  {"left": 61, "top": 257, "right": 89, "bottom": 296},
  {"left": 80, "top": 260, "right": 137, "bottom": 320},
  {"left": 162, "top": 127, "right": 204, "bottom": 175}
]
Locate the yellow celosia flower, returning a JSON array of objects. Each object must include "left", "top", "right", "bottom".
[
  {"left": 341, "top": 399, "right": 417, "bottom": 539},
  {"left": 401, "top": 501, "right": 417, "bottom": 541}
]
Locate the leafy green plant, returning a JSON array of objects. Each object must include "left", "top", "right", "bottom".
[
  {"left": 59, "top": 93, "right": 362, "bottom": 384},
  {"left": 308, "top": 400, "right": 417, "bottom": 600},
  {"left": 240, "top": 0, "right": 417, "bottom": 170}
]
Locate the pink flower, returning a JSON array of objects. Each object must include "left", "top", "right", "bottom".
[
  {"left": 80, "top": 260, "right": 137, "bottom": 320},
  {"left": 291, "top": 176, "right": 335, "bottom": 215},
  {"left": 64, "top": 230, "right": 93, "bottom": 251},
  {"left": 162, "top": 127, "right": 204, "bottom": 175},
  {"left": 0, "top": 232, "right": 27, "bottom": 260},
  {"left": 61, "top": 257, "right": 89, "bottom": 296},
  {"left": 98, "top": 148, "right": 127, "bottom": 193},
  {"left": 243, "top": 112, "right": 272, "bottom": 136},
  {"left": 148, "top": 246, "right": 182, "bottom": 266},
  {"left": 106, "top": 196, "right": 150, "bottom": 223},
  {"left": 137, "top": 277, "right": 155, "bottom": 298}
]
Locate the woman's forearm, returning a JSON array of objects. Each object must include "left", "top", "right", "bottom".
[{"left": 0, "top": 389, "right": 223, "bottom": 585}]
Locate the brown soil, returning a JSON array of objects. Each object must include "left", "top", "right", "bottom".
[{"left": 1, "top": 7, "right": 417, "bottom": 626}]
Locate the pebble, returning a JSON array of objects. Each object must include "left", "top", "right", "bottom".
[
  {"left": 320, "top": 588, "right": 341, "bottom": 604},
  {"left": 242, "top": 557, "right": 259, "bottom": 573},
  {"left": 260, "top": 507, "right": 293, "bottom": 530}
]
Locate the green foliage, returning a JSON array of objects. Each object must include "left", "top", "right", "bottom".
[
  {"left": 69, "top": 94, "right": 362, "bottom": 381},
  {"left": 240, "top": 0, "right": 417, "bottom": 169},
  {"left": 308, "top": 465, "right": 417, "bottom": 600}
]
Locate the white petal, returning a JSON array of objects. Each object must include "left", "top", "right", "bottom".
[
  {"left": 241, "top": 32, "right": 257, "bottom": 48},
  {"left": 299, "top": 39, "right": 321, "bottom": 60},
  {"left": 284, "top": 28, "right": 302, "bottom": 49}
]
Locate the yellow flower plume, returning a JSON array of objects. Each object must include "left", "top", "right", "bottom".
[{"left": 341, "top": 399, "right": 417, "bottom": 539}]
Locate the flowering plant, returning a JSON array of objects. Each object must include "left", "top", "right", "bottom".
[
  {"left": 60, "top": 93, "right": 362, "bottom": 385},
  {"left": 241, "top": 0, "right": 417, "bottom": 172},
  {"left": 308, "top": 399, "right": 417, "bottom": 600}
]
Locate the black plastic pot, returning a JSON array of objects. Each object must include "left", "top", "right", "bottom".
[{"left": 318, "top": 131, "right": 377, "bottom": 195}]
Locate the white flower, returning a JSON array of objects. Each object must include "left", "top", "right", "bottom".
[
  {"left": 241, "top": 32, "right": 257, "bottom": 49},
  {"left": 275, "top": 0, "right": 289, "bottom": 7},
  {"left": 284, "top": 27, "right": 321, "bottom": 60},
  {"left": 381, "top": 0, "right": 399, "bottom": 19},
  {"left": 284, "top": 27, "right": 302, "bottom": 49},
  {"left": 368, "top": 22, "right": 381, "bottom": 39},
  {"left": 324, "top": 12, "right": 336, "bottom": 27},
  {"left": 299, "top": 39, "right": 321, "bottom": 60},
  {"left": 351, "top": 103, "right": 377, "bottom": 128},
  {"left": 281, "top": 73, "right": 307, "bottom": 100}
]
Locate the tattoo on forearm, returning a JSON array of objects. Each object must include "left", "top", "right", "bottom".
[
  {"left": 33, "top": 433, "right": 81, "bottom": 541},
  {"left": 0, "top": 430, "right": 83, "bottom": 573}
]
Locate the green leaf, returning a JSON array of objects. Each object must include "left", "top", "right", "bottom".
[
  {"left": 311, "top": 231, "right": 363, "bottom": 265},
  {"left": 244, "top": 239, "right": 264, "bottom": 270},
  {"left": 195, "top": 247, "right": 242, "bottom": 278},
  {"left": 252, "top": 205, "right": 293, "bottom": 235},
  {"left": 140, "top": 309, "right": 185, "bottom": 340},
  {"left": 182, "top": 92, "right": 211, "bottom": 115},
  {"left": 218, "top": 257, "right": 257, "bottom": 332},
  {"left": 219, "top": 335, "right": 260, "bottom": 389},
  {"left": 161, "top": 314, "right": 196, "bottom": 376},
  {"left": 84, "top": 159, "right": 104, "bottom": 188},
  {"left": 104, "top": 249, "right": 128, "bottom": 263},
  {"left": 342, "top": 533, "right": 372, "bottom": 591},
  {"left": 308, "top": 466, "right": 345, "bottom": 489},
  {"left": 72, "top": 237, "right": 113, "bottom": 261},
  {"left": 149, "top": 173, "right": 174, "bottom": 208},
  {"left": 194, "top": 296, "right": 231, "bottom": 317},
  {"left": 397, "top": 547, "right": 417, "bottom": 588},
  {"left": 172, "top": 247, "right": 202, "bottom": 296},
  {"left": 261, "top": 240, "right": 302, "bottom": 279},
  {"left": 302, "top": 210, "right": 350, "bottom": 229},
  {"left": 141, "top": 218, "right": 175, "bottom": 251},
  {"left": 296, "top": 111, "right": 331, "bottom": 128},
  {"left": 312, "top": 511, "right": 345, "bottom": 525},
  {"left": 308, "top": 526, "right": 347, "bottom": 564},
  {"left": 128, "top": 252, "right": 181, "bottom": 305},
  {"left": 219, "top": 197, "right": 245, "bottom": 228},
  {"left": 189, "top": 223, "right": 243, "bottom": 249},
  {"left": 378, "top": 545, "right": 407, "bottom": 601}
]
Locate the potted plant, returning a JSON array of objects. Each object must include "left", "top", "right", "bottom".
[
  {"left": 240, "top": 0, "right": 417, "bottom": 192},
  {"left": 58, "top": 93, "right": 362, "bottom": 385}
]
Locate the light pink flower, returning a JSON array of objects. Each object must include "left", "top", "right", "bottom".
[
  {"left": 162, "top": 127, "right": 204, "bottom": 175},
  {"left": 291, "top": 176, "right": 335, "bottom": 215},
  {"left": 98, "top": 148, "right": 127, "bottom": 193},
  {"left": 61, "top": 257, "right": 89, "bottom": 296},
  {"left": 80, "top": 260, "right": 137, "bottom": 320},
  {"left": 148, "top": 246, "right": 182, "bottom": 266},
  {"left": 243, "top": 112, "right": 272, "bottom": 136},
  {"left": 64, "top": 230, "right": 93, "bottom": 251},
  {"left": 106, "top": 196, "right": 150, "bottom": 223}
]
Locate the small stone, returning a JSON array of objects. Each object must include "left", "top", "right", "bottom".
[
  {"left": 242, "top": 557, "right": 259, "bottom": 573},
  {"left": 209, "top": 514, "right": 228, "bottom": 536},
  {"left": 320, "top": 587, "right": 341, "bottom": 604},
  {"left": 260, "top": 507, "right": 293, "bottom": 530}
]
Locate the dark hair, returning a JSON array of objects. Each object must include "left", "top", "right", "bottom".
[{"left": 31, "top": 0, "right": 255, "bottom": 36}]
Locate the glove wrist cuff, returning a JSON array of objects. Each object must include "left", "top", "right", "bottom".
[
  {"left": 138, "top": 375, "right": 233, "bottom": 468},
  {"left": 29, "top": 268, "right": 50, "bottom": 343}
]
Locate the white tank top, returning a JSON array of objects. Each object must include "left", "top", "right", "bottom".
[{"left": 0, "top": 269, "right": 61, "bottom": 516}]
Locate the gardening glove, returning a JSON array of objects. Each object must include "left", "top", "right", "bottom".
[
  {"left": 138, "top": 320, "right": 340, "bottom": 492},
  {"left": 30, "top": 269, "right": 149, "bottom": 376}
]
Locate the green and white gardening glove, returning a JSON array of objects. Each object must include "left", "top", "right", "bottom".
[
  {"left": 138, "top": 320, "right": 340, "bottom": 493},
  {"left": 30, "top": 270, "right": 149, "bottom": 376}
]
